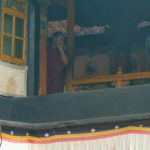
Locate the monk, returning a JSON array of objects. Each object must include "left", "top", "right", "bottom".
[{"left": 47, "top": 32, "right": 69, "bottom": 94}]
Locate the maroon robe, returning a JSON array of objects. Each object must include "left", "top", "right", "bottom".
[{"left": 47, "top": 48, "right": 66, "bottom": 94}]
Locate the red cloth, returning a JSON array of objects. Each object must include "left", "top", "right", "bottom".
[{"left": 47, "top": 48, "right": 66, "bottom": 94}]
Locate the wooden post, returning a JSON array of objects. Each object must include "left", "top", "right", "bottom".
[
  {"left": 66, "top": 84, "right": 75, "bottom": 92},
  {"left": 67, "top": 0, "right": 75, "bottom": 59},
  {"left": 116, "top": 80, "right": 125, "bottom": 88},
  {"left": 39, "top": 4, "right": 48, "bottom": 95},
  {"left": 66, "top": 0, "right": 75, "bottom": 92},
  {"left": 116, "top": 67, "right": 125, "bottom": 88}
]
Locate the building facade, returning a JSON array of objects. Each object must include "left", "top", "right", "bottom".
[{"left": 1, "top": 0, "right": 150, "bottom": 97}]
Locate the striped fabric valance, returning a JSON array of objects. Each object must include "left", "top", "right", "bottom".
[{"left": 1, "top": 126, "right": 150, "bottom": 150}]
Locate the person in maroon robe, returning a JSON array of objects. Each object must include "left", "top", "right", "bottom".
[{"left": 47, "top": 32, "right": 69, "bottom": 94}]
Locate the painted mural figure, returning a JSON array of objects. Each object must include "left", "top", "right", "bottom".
[{"left": 47, "top": 32, "right": 69, "bottom": 94}]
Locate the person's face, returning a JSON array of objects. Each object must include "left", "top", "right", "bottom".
[{"left": 54, "top": 35, "right": 64, "bottom": 46}]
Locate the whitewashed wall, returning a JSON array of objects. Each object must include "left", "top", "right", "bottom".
[{"left": 0, "top": 61, "right": 28, "bottom": 97}]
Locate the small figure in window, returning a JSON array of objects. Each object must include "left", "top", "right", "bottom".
[{"left": 47, "top": 32, "right": 69, "bottom": 94}]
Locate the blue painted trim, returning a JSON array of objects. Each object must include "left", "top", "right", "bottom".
[
  {"left": 27, "top": 0, "right": 40, "bottom": 96},
  {"left": 0, "top": 0, "right": 2, "bottom": 39},
  {"left": 27, "top": 0, "right": 36, "bottom": 96},
  {"left": 27, "top": 0, "right": 31, "bottom": 65}
]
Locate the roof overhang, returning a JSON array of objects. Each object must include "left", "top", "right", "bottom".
[{"left": 0, "top": 84, "right": 150, "bottom": 130}]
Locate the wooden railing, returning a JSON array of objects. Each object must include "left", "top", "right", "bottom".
[{"left": 66, "top": 70, "right": 150, "bottom": 92}]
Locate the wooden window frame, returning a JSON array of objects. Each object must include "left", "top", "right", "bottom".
[{"left": 0, "top": 0, "right": 28, "bottom": 65}]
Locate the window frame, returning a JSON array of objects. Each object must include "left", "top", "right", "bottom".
[{"left": 1, "top": 0, "right": 28, "bottom": 65}]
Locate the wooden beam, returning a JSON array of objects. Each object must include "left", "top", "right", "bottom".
[{"left": 68, "top": 71, "right": 150, "bottom": 85}]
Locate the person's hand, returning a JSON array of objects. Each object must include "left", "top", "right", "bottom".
[
  {"left": 56, "top": 38, "right": 64, "bottom": 51},
  {"left": 57, "top": 43, "right": 64, "bottom": 52}
]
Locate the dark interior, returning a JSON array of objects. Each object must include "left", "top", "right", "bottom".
[{"left": 47, "top": 0, "right": 150, "bottom": 79}]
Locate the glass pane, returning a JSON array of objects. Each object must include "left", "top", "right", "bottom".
[
  {"left": 15, "top": 18, "right": 24, "bottom": 37},
  {"left": 3, "top": 36, "right": 12, "bottom": 56},
  {"left": 4, "top": 0, "right": 12, "bottom": 8},
  {"left": 17, "top": 2, "right": 26, "bottom": 13},
  {"left": 14, "top": 39, "right": 23, "bottom": 59},
  {"left": 4, "top": 0, "right": 26, "bottom": 13},
  {"left": 4, "top": 14, "right": 13, "bottom": 34}
]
